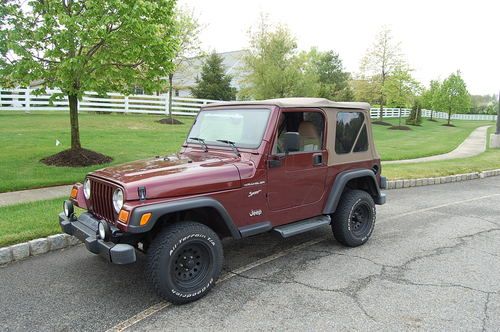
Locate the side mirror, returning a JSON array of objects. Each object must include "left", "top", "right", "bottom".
[{"left": 284, "top": 132, "right": 300, "bottom": 154}]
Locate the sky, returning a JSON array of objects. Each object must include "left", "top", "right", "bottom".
[{"left": 180, "top": 0, "right": 500, "bottom": 95}]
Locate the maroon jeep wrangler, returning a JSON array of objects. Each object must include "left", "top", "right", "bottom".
[{"left": 60, "top": 98, "right": 386, "bottom": 304}]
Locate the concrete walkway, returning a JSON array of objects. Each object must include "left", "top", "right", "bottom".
[
  {"left": 0, "top": 185, "right": 71, "bottom": 207},
  {"left": 384, "top": 125, "right": 491, "bottom": 164},
  {"left": 0, "top": 126, "right": 491, "bottom": 207}
]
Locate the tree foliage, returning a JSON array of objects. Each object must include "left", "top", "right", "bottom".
[
  {"left": 308, "top": 49, "right": 353, "bottom": 101},
  {"left": 190, "top": 52, "right": 236, "bottom": 101},
  {"left": 406, "top": 98, "right": 423, "bottom": 126},
  {"left": 383, "top": 66, "right": 420, "bottom": 127},
  {"left": 359, "top": 27, "right": 404, "bottom": 119},
  {"left": 0, "top": 0, "right": 178, "bottom": 152},
  {"left": 438, "top": 71, "right": 471, "bottom": 125},
  {"left": 242, "top": 18, "right": 352, "bottom": 101},
  {"left": 164, "top": 7, "right": 201, "bottom": 122},
  {"left": 384, "top": 66, "right": 420, "bottom": 108},
  {"left": 421, "top": 80, "right": 442, "bottom": 120},
  {"left": 242, "top": 19, "right": 305, "bottom": 99}
]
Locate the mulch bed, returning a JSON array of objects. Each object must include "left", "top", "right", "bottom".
[
  {"left": 428, "top": 119, "right": 439, "bottom": 122},
  {"left": 157, "top": 118, "right": 183, "bottom": 125},
  {"left": 388, "top": 125, "right": 412, "bottom": 131},
  {"left": 441, "top": 123, "right": 456, "bottom": 127},
  {"left": 372, "top": 120, "right": 393, "bottom": 126},
  {"left": 40, "top": 148, "right": 113, "bottom": 167}
]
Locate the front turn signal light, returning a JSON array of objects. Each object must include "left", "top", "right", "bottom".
[
  {"left": 140, "top": 213, "right": 152, "bottom": 226},
  {"left": 70, "top": 187, "right": 78, "bottom": 199},
  {"left": 118, "top": 209, "right": 130, "bottom": 224}
]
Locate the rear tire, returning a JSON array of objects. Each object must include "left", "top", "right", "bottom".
[
  {"left": 331, "top": 190, "right": 376, "bottom": 247},
  {"left": 146, "top": 221, "right": 223, "bottom": 304}
]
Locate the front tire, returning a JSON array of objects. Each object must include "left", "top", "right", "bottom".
[
  {"left": 331, "top": 190, "right": 376, "bottom": 247},
  {"left": 146, "top": 221, "right": 223, "bottom": 304}
]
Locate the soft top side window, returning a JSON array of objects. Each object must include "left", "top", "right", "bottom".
[
  {"left": 335, "top": 112, "right": 368, "bottom": 154},
  {"left": 273, "top": 111, "right": 325, "bottom": 154}
]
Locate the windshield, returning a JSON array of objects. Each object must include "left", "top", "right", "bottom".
[{"left": 187, "top": 108, "right": 271, "bottom": 149}]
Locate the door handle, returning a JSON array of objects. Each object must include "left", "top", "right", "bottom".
[{"left": 312, "top": 154, "right": 323, "bottom": 166}]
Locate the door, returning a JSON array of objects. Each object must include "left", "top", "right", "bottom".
[{"left": 266, "top": 109, "right": 328, "bottom": 211}]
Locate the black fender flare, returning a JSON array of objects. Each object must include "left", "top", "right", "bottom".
[
  {"left": 127, "top": 197, "right": 241, "bottom": 239},
  {"left": 322, "top": 169, "right": 383, "bottom": 215}
]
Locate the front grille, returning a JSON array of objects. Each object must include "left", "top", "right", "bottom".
[{"left": 89, "top": 178, "right": 117, "bottom": 222}]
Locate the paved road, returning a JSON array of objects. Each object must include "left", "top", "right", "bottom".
[
  {"left": 384, "top": 125, "right": 490, "bottom": 164},
  {"left": 1, "top": 177, "right": 500, "bottom": 331}
]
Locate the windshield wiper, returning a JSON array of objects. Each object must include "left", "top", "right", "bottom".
[
  {"left": 188, "top": 137, "right": 208, "bottom": 152},
  {"left": 216, "top": 139, "right": 241, "bottom": 157}
]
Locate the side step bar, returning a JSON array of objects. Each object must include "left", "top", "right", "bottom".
[{"left": 273, "top": 215, "right": 331, "bottom": 238}]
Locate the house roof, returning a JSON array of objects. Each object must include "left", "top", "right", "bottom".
[
  {"left": 172, "top": 50, "right": 249, "bottom": 90},
  {"left": 203, "top": 97, "right": 371, "bottom": 110}
]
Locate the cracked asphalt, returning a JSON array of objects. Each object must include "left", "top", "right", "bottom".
[{"left": 1, "top": 177, "right": 500, "bottom": 331}]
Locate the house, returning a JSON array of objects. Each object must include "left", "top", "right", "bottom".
[{"left": 170, "top": 50, "right": 249, "bottom": 98}]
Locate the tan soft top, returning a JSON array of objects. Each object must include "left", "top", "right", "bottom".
[{"left": 203, "top": 97, "right": 370, "bottom": 111}]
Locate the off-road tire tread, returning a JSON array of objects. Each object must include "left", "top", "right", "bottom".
[
  {"left": 146, "top": 221, "right": 223, "bottom": 304},
  {"left": 332, "top": 189, "right": 376, "bottom": 247}
]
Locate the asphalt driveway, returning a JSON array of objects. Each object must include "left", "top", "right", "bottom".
[{"left": 1, "top": 177, "right": 499, "bottom": 331}]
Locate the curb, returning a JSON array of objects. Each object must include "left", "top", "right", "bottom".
[
  {"left": 385, "top": 168, "right": 500, "bottom": 190},
  {"left": 1, "top": 168, "right": 500, "bottom": 266},
  {"left": 0, "top": 234, "right": 81, "bottom": 266}
]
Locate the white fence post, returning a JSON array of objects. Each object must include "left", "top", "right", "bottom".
[
  {"left": 124, "top": 96, "right": 129, "bottom": 113},
  {"left": 25, "top": 88, "right": 31, "bottom": 111}
]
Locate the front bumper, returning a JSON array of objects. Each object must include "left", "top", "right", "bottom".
[{"left": 59, "top": 212, "right": 136, "bottom": 264}]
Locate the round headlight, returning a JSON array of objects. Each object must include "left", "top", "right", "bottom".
[
  {"left": 63, "top": 200, "right": 74, "bottom": 218},
  {"left": 83, "top": 178, "right": 91, "bottom": 200},
  {"left": 98, "top": 221, "right": 110, "bottom": 241},
  {"left": 112, "top": 188, "right": 124, "bottom": 213}
]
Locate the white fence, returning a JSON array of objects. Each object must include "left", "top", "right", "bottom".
[
  {"left": 0, "top": 88, "right": 497, "bottom": 121},
  {"left": 421, "top": 109, "right": 497, "bottom": 121},
  {"left": 0, "top": 88, "right": 220, "bottom": 116}
]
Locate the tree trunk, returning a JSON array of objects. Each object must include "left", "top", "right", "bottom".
[
  {"left": 430, "top": 109, "right": 434, "bottom": 121},
  {"left": 379, "top": 102, "right": 384, "bottom": 121},
  {"left": 68, "top": 94, "right": 81, "bottom": 150},
  {"left": 399, "top": 107, "right": 402, "bottom": 127},
  {"left": 447, "top": 108, "right": 452, "bottom": 126},
  {"left": 168, "top": 73, "right": 174, "bottom": 122}
]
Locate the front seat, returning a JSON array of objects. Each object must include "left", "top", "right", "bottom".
[{"left": 298, "top": 121, "right": 321, "bottom": 151}]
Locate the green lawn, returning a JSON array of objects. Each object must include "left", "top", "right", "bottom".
[
  {"left": 0, "top": 197, "right": 65, "bottom": 247},
  {"left": 372, "top": 118, "right": 494, "bottom": 161},
  {"left": 383, "top": 127, "right": 500, "bottom": 179},
  {"left": 0, "top": 111, "right": 495, "bottom": 192},
  {"left": 0, "top": 111, "right": 194, "bottom": 192}
]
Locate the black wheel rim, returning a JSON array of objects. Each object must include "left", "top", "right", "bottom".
[
  {"left": 170, "top": 241, "right": 212, "bottom": 290},
  {"left": 350, "top": 202, "right": 372, "bottom": 237}
]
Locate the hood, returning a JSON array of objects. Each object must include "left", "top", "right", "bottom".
[{"left": 91, "top": 153, "right": 242, "bottom": 200}]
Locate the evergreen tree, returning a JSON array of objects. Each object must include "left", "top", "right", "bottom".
[{"left": 190, "top": 52, "right": 236, "bottom": 101}]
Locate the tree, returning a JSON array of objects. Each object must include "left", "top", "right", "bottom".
[
  {"left": 163, "top": 7, "right": 201, "bottom": 124},
  {"left": 421, "top": 80, "right": 442, "bottom": 121},
  {"left": 360, "top": 27, "right": 404, "bottom": 123},
  {"left": 438, "top": 71, "right": 471, "bottom": 126},
  {"left": 242, "top": 18, "right": 304, "bottom": 99},
  {"left": 190, "top": 52, "right": 236, "bottom": 101},
  {"left": 309, "top": 49, "right": 353, "bottom": 101},
  {"left": 0, "top": 0, "right": 178, "bottom": 165},
  {"left": 383, "top": 66, "right": 420, "bottom": 128},
  {"left": 406, "top": 98, "right": 423, "bottom": 126},
  {"left": 351, "top": 75, "right": 382, "bottom": 105}
]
